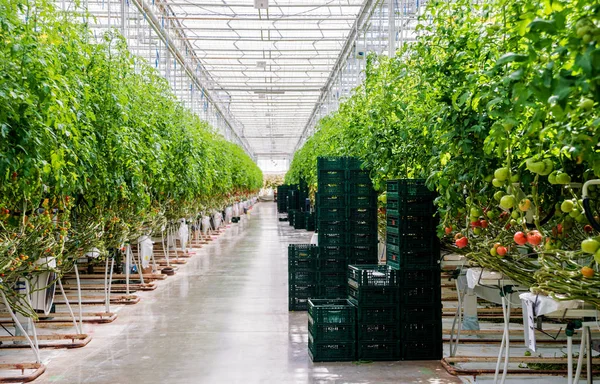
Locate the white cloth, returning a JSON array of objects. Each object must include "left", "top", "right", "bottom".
[
  {"left": 519, "top": 292, "right": 582, "bottom": 317},
  {"left": 466, "top": 268, "right": 524, "bottom": 307},
  {"left": 137, "top": 236, "right": 153, "bottom": 269},
  {"left": 178, "top": 219, "right": 189, "bottom": 251},
  {"left": 310, "top": 233, "right": 318, "bottom": 245},
  {"left": 201, "top": 216, "right": 210, "bottom": 235}
]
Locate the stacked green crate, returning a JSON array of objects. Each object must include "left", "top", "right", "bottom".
[
  {"left": 346, "top": 166, "right": 378, "bottom": 265},
  {"left": 277, "top": 185, "right": 290, "bottom": 213},
  {"left": 287, "top": 186, "right": 300, "bottom": 211},
  {"left": 385, "top": 179, "right": 442, "bottom": 360},
  {"left": 288, "top": 244, "right": 318, "bottom": 311},
  {"left": 316, "top": 157, "right": 349, "bottom": 298},
  {"left": 348, "top": 265, "right": 400, "bottom": 361},
  {"left": 294, "top": 211, "right": 306, "bottom": 230},
  {"left": 305, "top": 212, "right": 315, "bottom": 231},
  {"left": 308, "top": 299, "right": 356, "bottom": 362},
  {"left": 288, "top": 209, "right": 297, "bottom": 227}
]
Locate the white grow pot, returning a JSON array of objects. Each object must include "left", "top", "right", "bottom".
[{"left": 29, "top": 257, "right": 57, "bottom": 315}]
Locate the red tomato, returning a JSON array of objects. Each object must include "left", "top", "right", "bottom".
[
  {"left": 496, "top": 246, "right": 507, "bottom": 256},
  {"left": 527, "top": 230, "right": 543, "bottom": 246},
  {"left": 470, "top": 221, "right": 481, "bottom": 228},
  {"left": 480, "top": 220, "right": 488, "bottom": 228},
  {"left": 455, "top": 237, "right": 468, "bottom": 248},
  {"left": 514, "top": 231, "right": 527, "bottom": 245},
  {"left": 445, "top": 226, "right": 453, "bottom": 235}
]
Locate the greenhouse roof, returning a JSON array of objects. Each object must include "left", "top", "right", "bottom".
[{"left": 164, "top": 0, "right": 365, "bottom": 157}]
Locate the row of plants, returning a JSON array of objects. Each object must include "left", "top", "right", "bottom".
[
  {"left": 286, "top": 0, "right": 600, "bottom": 305},
  {"left": 0, "top": 0, "right": 262, "bottom": 316}
]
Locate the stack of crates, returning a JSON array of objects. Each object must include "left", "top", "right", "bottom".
[
  {"left": 288, "top": 209, "right": 297, "bottom": 227},
  {"left": 277, "top": 185, "right": 290, "bottom": 213},
  {"left": 308, "top": 299, "right": 356, "bottom": 362},
  {"left": 287, "top": 186, "right": 300, "bottom": 211},
  {"left": 288, "top": 244, "right": 318, "bottom": 311},
  {"left": 385, "top": 179, "right": 442, "bottom": 360},
  {"left": 348, "top": 265, "right": 400, "bottom": 360},
  {"left": 294, "top": 211, "right": 306, "bottom": 230},
  {"left": 346, "top": 157, "right": 378, "bottom": 265},
  {"left": 305, "top": 212, "right": 316, "bottom": 231}
]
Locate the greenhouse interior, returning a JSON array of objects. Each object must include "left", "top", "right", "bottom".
[{"left": 0, "top": 0, "right": 599, "bottom": 382}]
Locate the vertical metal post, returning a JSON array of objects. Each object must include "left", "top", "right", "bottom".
[{"left": 388, "top": 0, "right": 395, "bottom": 56}]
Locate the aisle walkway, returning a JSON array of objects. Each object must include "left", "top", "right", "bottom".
[{"left": 30, "top": 202, "right": 460, "bottom": 383}]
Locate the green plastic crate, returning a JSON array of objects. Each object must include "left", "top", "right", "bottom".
[
  {"left": 317, "top": 195, "right": 346, "bottom": 209},
  {"left": 348, "top": 182, "right": 375, "bottom": 196},
  {"left": 317, "top": 157, "right": 347, "bottom": 171},
  {"left": 348, "top": 170, "right": 370, "bottom": 184},
  {"left": 401, "top": 341, "right": 442, "bottom": 361},
  {"left": 348, "top": 286, "right": 399, "bottom": 307},
  {"left": 289, "top": 269, "right": 317, "bottom": 285},
  {"left": 318, "top": 170, "right": 346, "bottom": 184},
  {"left": 357, "top": 341, "right": 400, "bottom": 361},
  {"left": 308, "top": 299, "right": 356, "bottom": 324},
  {"left": 318, "top": 232, "right": 346, "bottom": 246},
  {"left": 317, "top": 271, "right": 347, "bottom": 285},
  {"left": 319, "top": 182, "right": 346, "bottom": 195},
  {"left": 318, "top": 245, "right": 347, "bottom": 259},
  {"left": 358, "top": 322, "right": 400, "bottom": 341},
  {"left": 318, "top": 220, "right": 346, "bottom": 234},
  {"left": 348, "top": 265, "right": 399, "bottom": 288},
  {"left": 317, "top": 207, "right": 347, "bottom": 221},
  {"left": 289, "top": 284, "right": 317, "bottom": 311},
  {"left": 386, "top": 247, "right": 440, "bottom": 270},
  {"left": 308, "top": 314, "right": 356, "bottom": 341},
  {"left": 317, "top": 285, "right": 348, "bottom": 299},
  {"left": 357, "top": 306, "right": 398, "bottom": 324},
  {"left": 308, "top": 333, "right": 356, "bottom": 362}
]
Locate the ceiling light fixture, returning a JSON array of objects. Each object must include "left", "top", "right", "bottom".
[
  {"left": 253, "top": 0, "right": 268, "bottom": 10},
  {"left": 254, "top": 90, "right": 286, "bottom": 95}
]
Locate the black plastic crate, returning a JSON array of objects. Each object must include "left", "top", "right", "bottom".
[
  {"left": 308, "top": 333, "right": 356, "bottom": 362},
  {"left": 401, "top": 341, "right": 442, "bottom": 361},
  {"left": 317, "top": 194, "right": 346, "bottom": 209},
  {"left": 288, "top": 209, "right": 297, "bottom": 226},
  {"left": 317, "top": 220, "right": 346, "bottom": 234},
  {"left": 388, "top": 199, "right": 436, "bottom": 216},
  {"left": 400, "top": 304, "right": 442, "bottom": 324},
  {"left": 357, "top": 306, "right": 398, "bottom": 324},
  {"left": 289, "top": 285, "right": 317, "bottom": 311},
  {"left": 401, "top": 322, "right": 441, "bottom": 343},
  {"left": 345, "top": 157, "right": 364, "bottom": 170},
  {"left": 357, "top": 341, "right": 401, "bottom": 361},
  {"left": 399, "top": 268, "right": 441, "bottom": 287},
  {"left": 317, "top": 271, "right": 347, "bottom": 285},
  {"left": 387, "top": 179, "right": 435, "bottom": 198},
  {"left": 348, "top": 233, "right": 378, "bottom": 247},
  {"left": 289, "top": 270, "right": 317, "bottom": 285},
  {"left": 386, "top": 213, "right": 438, "bottom": 234},
  {"left": 308, "top": 299, "right": 356, "bottom": 324},
  {"left": 348, "top": 182, "right": 374, "bottom": 196},
  {"left": 306, "top": 213, "right": 316, "bottom": 232},
  {"left": 348, "top": 246, "right": 378, "bottom": 262},
  {"left": 317, "top": 157, "right": 347, "bottom": 171},
  {"left": 348, "top": 207, "right": 377, "bottom": 221},
  {"left": 319, "top": 245, "right": 347, "bottom": 259},
  {"left": 317, "top": 207, "right": 347, "bottom": 221},
  {"left": 309, "top": 315, "right": 356, "bottom": 341},
  {"left": 317, "top": 258, "right": 348, "bottom": 271},
  {"left": 348, "top": 285, "right": 399, "bottom": 307},
  {"left": 347, "top": 194, "right": 377, "bottom": 208},
  {"left": 318, "top": 170, "right": 346, "bottom": 184},
  {"left": 294, "top": 212, "right": 307, "bottom": 230},
  {"left": 288, "top": 256, "right": 316, "bottom": 271},
  {"left": 317, "top": 284, "right": 348, "bottom": 299},
  {"left": 319, "top": 182, "right": 346, "bottom": 195},
  {"left": 348, "top": 220, "right": 377, "bottom": 234},
  {"left": 288, "top": 244, "right": 318, "bottom": 259},
  {"left": 319, "top": 232, "right": 346, "bottom": 246},
  {"left": 348, "top": 170, "right": 371, "bottom": 184},
  {"left": 358, "top": 323, "right": 400, "bottom": 341},
  {"left": 347, "top": 258, "right": 378, "bottom": 266},
  {"left": 400, "top": 285, "right": 441, "bottom": 305},
  {"left": 386, "top": 247, "right": 440, "bottom": 270},
  {"left": 348, "top": 265, "right": 399, "bottom": 288}
]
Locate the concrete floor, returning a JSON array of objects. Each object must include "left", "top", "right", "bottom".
[{"left": 4, "top": 202, "right": 461, "bottom": 384}]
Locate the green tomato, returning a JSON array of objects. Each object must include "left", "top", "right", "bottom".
[
  {"left": 579, "top": 98, "right": 594, "bottom": 110},
  {"left": 561, "top": 200, "right": 574, "bottom": 213},
  {"left": 500, "top": 195, "right": 516, "bottom": 210},
  {"left": 582, "top": 239, "right": 600, "bottom": 254},
  {"left": 494, "top": 167, "right": 510, "bottom": 181},
  {"left": 494, "top": 191, "right": 505, "bottom": 202},
  {"left": 595, "top": 249, "right": 600, "bottom": 264},
  {"left": 569, "top": 207, "right": 581, "bottom": 218},
  {"left": 492, "top": 178, "right": 504, "bottom": 188},
  {"left": 487, "top": 211, "right": 496, "bottom": 220},
  {"left": 484, "top": 175, "right": 493, "bottom": 183},
  {"left": 473, "top": 227, "right": 482, "bottom": 235},
  {"left": 510, "top": 174, "right": 520, "bottom": 183},
  {"left": 490, "top": 248, "right": 497, "bottom": 256},
  {"left": 556, "top": 173, "right": 571, "bottom": 184},
  {"left": 511, "top": 210, "right": 520, "bottom": 219}
]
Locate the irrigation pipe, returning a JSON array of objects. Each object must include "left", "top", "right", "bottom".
[{"left": 0, "top": 290, "right": 40, "bottom": 363}]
